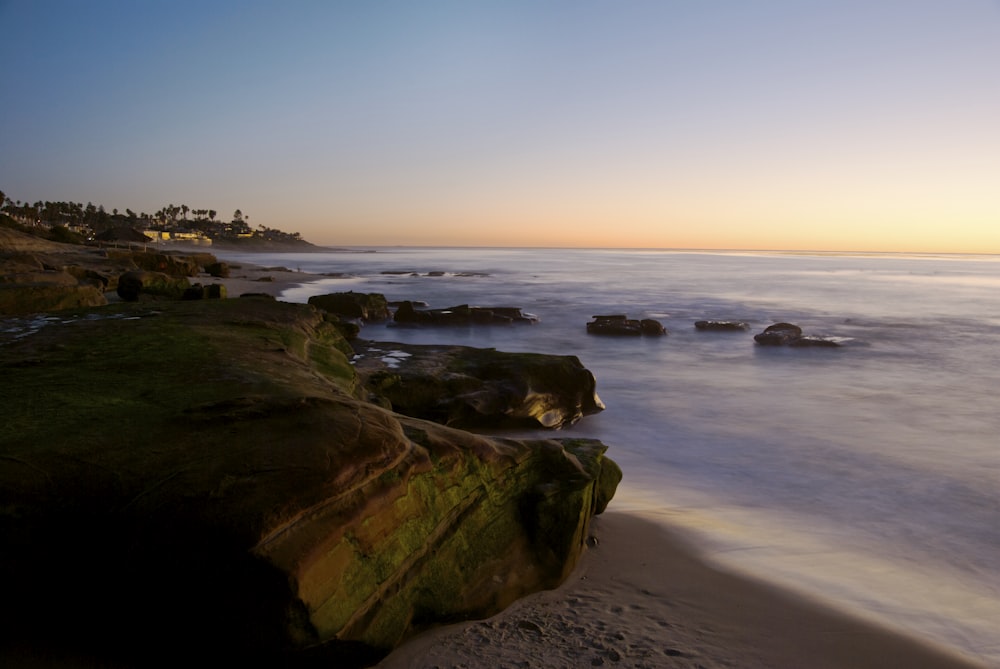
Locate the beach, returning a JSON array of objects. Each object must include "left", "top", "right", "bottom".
[
  {"left": 377, "top": 511, "right": 982, "bottom": 669},
  {"left": 208, "top": 253, "right": 989, "bottom": 669}
]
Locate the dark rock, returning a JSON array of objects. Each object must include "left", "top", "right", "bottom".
[
  {"left": 753, "top": 322, "right": 802, "bottom": 345},
  {"left": 754, "top": 323, "right": 841, "bottom": 347},
  {"left": 128, "top": 251, "right": 201, "bottom": 277},
  {"left": 0, "top": 282, "right": 107, "bottom": 314},
  {"left": 116, "top": 270, "right": 191, "bottom": 302},
  {"left": 309, "top": 291, "right": 390, "bottom": 322},
  {"left": 695, "top": 320, "right": 750, "bottom": 332},
  {"left": 586, "top": 314, "right": 666, "bottom": 336},
  {"left": 205, "top": 261, "right": 230, "bottom": 278},
  {"left": 353, "top": 341, "right": 604, "bottom": 429},
  {"left": 393, "top": 301, "right": 537, "bottom": 326},
  {"left": 63, "top": 265, "right": 112, "bottom": 290},
  {"left": 0, "top": 299, "right": 619, "bottom": 667},
  {"left": 205, "top": 283, "right": 226, "bottom": 299}
]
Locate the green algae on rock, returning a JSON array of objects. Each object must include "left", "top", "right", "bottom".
[{"left": 0, "top": 298, "right": 619, "bottom": 667}]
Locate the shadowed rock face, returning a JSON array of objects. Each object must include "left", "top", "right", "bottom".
[
  {"left": 0, "top": 298, "right": 619, "bottom": 667},
  {"left": 352, "top": 340, "right": 606, "bottom": 429}
]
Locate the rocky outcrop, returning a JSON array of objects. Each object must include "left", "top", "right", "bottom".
[
  {"left": 754, "top": 322, "right": 842, "bottom": 347},
  {"left": 0, "top": 299, "right": 619, "bottom": 667},
  {"left": 393, "top": 301, "right": 538, "bottom": 326},
  {"left": 0, "top": 249, "right": 109, "bottom": 314},
  {"left": 586, "top": 314, "right": 666, "bottom": 336},
  {"left": 309, "top": 291, "right": 391, "bottom": 321},
  {"left": 116, "top": 269, "right": 192, "bottom": 301},
  {"left": 352, "top": 340, "right": 605, "bottom": 429},
  {"left": 695, "top": 320, "right": 750, "bottom": 332},
  {"left": 0, "top": 281, "right": 107, "bottom": 314}
]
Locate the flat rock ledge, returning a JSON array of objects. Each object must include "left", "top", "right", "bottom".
[{"left": 0, "top": 298, "right": 620, "bottom": 668}]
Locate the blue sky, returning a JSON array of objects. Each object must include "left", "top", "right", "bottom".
[{"left": 2, "top": 1, "right": 999, "bottom": 251}]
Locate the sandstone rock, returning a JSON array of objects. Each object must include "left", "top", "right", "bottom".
[
  {"left": 309, "top": 291, "right": 390, "bottom": 321},
  {"left": 695, "top": 320, "right": 750, "bottom": 331},
  {"left": 586, "top": 314, "right": 666, "bottom": 336},
  {"left": 0, "top": 299, "right": 618, "bottom": 667},
  {"left": 393, "top": 301, "right": 538, "bottom": 326},
  {"left": 352, "top": 341, "right": 605, "bottom": 429},
  {"left": 0, "top": 282, "right": 107, "bottom": 314},
  {"left": 128, "top": 251, "right": 201, "bottom": 277},
  {"left": 116, "top": 270, "right": 191, "bottom": 301}
]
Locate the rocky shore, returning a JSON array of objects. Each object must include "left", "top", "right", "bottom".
[
  {"left": 1, "top": 232, "right": 986, "bottom": 668},
  {"left": 0, "top": 231, "right": 620, "bottom": 666}
]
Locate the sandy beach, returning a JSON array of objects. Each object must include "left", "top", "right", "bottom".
[
  {"left": 205, "top": 254, "right": 986, "bottom": 669},
  {"left": 376, "top": 511, "right": 984, "bottom": 669}
]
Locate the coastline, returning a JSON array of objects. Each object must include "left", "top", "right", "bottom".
[
  {"left": 206, "top": 252, "right": 987, "bottom": 669},
  {"left": 376, "top": 510, "right": 984, "bottom": 669}
]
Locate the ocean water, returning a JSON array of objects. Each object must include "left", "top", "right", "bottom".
[{"left": 225, "top": 247, "right": 1000, "bottom": 666}]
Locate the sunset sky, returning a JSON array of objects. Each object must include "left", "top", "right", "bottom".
[{"left": 2, "top": 1, "right": 999, "bottom": 252}]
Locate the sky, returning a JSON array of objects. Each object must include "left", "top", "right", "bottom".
[{"left": 1, "top": 1, "right": 999, "bottom": 252}]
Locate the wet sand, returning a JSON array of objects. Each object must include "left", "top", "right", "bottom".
[{"left": 376, "top": 510, "right": 985, "bottom": 669}]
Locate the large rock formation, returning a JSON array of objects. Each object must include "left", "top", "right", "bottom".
[
  {"left": 352, "top": 340, "right": 605, "bottom": 429},
  {"left": 0, "top": 298, "right": 619, "bottom": 667}
]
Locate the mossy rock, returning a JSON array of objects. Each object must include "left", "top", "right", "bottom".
[
  {"left": 0, "top": 299, "right": 618, "bottom": 666},
  {"left": 309, "top": 291, "right": 390, "bottom": 321}
]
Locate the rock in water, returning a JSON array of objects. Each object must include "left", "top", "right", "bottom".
[
  {"left": 694, "top": 320, "right": 750, "bottom": 331},
  {"left": 352, "top": 340, "right": 605, "bottom": 428},
  {"left": 0, "top": 298, "right": 619, "bottom": 667},
  {"left": 586, "top": 314, "right": 666, "bottom": 336},
  {"left": 754, "top": 322, "right": 842, "bottom": 347}
]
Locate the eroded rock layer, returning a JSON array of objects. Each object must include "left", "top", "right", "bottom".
[{"left": 0, "top": 298, "right": 619, "bottom": 667}]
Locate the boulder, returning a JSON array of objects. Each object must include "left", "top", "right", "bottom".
[
  {"left": 0, "top": 299, "right": 619, "bottom": 667},
  {"left": 116, "top": 270, "right": 191, "bottom": 301},
  {"left": 695, "top": 320, "right": 750, "bottom": 332},
  {"left": 205, "top": 261, "right": 231, "bottom": 278},
  {"left": 352, "top": 341, "right": 605, "bottom": 429},
  {"left": 393, "top": 301, "right": 538, "bottom": 326},
  {"left": 309, "top": 291, "right": 390, "bottom": 322},
  {"left": 586, "top": 314, "right": 666, "bottom": 336},
  {"left": 753, "top": 322, "right": 802, "bottom": 345},
  {"left": 754, "top": 322, "right": 841, "bottom": 347},
  {"left": 181, "top": 283, "right": 228, "bottom": 300}
]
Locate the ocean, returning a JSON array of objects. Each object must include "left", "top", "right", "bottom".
[{"left": 223, "top": 247, "right": 1000, "bottom": 666}]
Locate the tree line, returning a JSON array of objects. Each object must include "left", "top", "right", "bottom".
[{"left": 0, "top": 189, "right": 304, "bottom": 244}]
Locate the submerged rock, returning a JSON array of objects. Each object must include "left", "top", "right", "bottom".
[
  {"left": 586, "top": 314, "right": 666, "bottom": 336},
  {"left": 0, "top": 299, "right": 619, "bottom": 667},
  {"left": 695, "top": 320, "right": 750, "bottom": 332},
  {"left": 393, "top": 301, "right": 538, "bottom": 326}
]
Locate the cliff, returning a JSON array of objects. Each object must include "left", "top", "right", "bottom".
[{"left": 0, "top": 297, "right": 620, "bottom": 667}]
